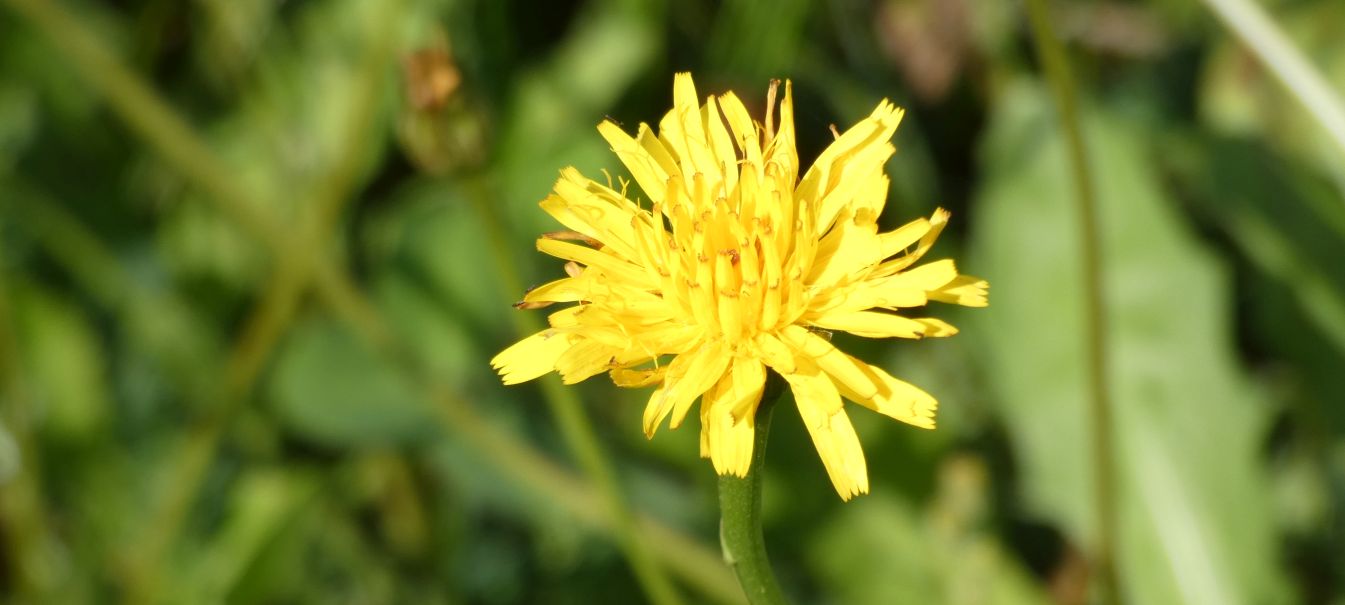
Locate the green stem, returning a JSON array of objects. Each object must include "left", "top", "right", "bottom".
[
  {"left": 118, "top": 5, "right": 400, "bottom": 600},
  {"left": 0, "top": 237, "right": 59, "bottom": 601},
  {"left": 717, "top": 374, "right": 789, "bottom": 605},
  {"left": 1200, "top": 0, "right": 1345, "bottom": 162},
  {"left": 1022, "top": 2, "right": 1119, "bottom": 604},
  {"left": 4, "top": 179, "right": 744, "bottom": 605},
  {"left": 0, "top": 0, "right": 388, "bottom": 348},
  {"left": 1, "top": 1, "right": 726, "bottom": 600}
]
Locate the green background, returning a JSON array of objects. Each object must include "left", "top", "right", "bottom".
[{"left": 1, "top": 0, "right": 1343, "bottom": 603}]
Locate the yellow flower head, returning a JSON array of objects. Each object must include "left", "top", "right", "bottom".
[{"left": 492, "top": 73, "right": 987, "bottom": 500}]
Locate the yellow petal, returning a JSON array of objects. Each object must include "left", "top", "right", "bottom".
[
  {"left": 611, "top": 366, "right": 667, "bottom": 388},
  {"left": 716, "top": 91, "right": 762, "bottom": 165},
  {"left": 772, "top": 345, "right": 845, "bottom": 418},
  {"left": 547, "top": 305, "right": 582, "bottom": 328},
  {"left": 928, "top": 275, "right": 989, "bottom": 307},
  {"left": 912, "top": 317, "right": 958, "bottom": 337},
  {"left": 490, "top": 329, "right": 573, "bottom": 385},
  {"left": 522, "top": 277, "right": 589, "bottom": 305},
  {"left": 840, "top": 363, "right": 937, "bottom": 429},
  {"left": 536, "top": 238, "right": 652, "bottom": 286},
  {"left": 766, "top": 80, "right": 798, "bottom": 180},
  {"left": 810, "top": 310, "right": 930, "bottom": 339},
  {"left": 896, "top": 259, "right": 959, "bottom": 290},
  {"left": 796, "top": 101, "right": 904, "bottom": 230},
  {"left": 702, "top": 95, "right": 739, "bottom": 195},
  {"left": 778, "top": 325, "right": 880, "bottom": 400},
  {"left": 809, "top": 259, "right": 959, "bottom": 316},
  {"left": 791, "top": 380, "right": 870, "bottom": 500},
  {"left": 877, "top": 207, "right": 949, "bottom": 275},
  {"left": 622, "top": 322, "right": 701, "bottom": 357},
  {"left": 699, "top": 398, "right": 715, "bottom": 461},
  {"left": 806, "top": 212, "right": 882, "bottom": 288},
  {"left": 702, "top": 372, "right": 757, "bottom": 477},
  {"left": 724, "top": 355, "right": 768, "bottom": 421},
  {"left": 660, "top": 72, "right": 716, "bottom": 188},
  {"left": 597, "top": 121, "right": 678, "bottom": 206},
  {"left": 553, "top": 339, "right": 619, "bottom": 384},
  {"left": 851, "top": 171, "right": 889, "bottom": 222},
  {"left": 753, "top": 333, "right": 797, "bottom": 374},
  {"left": 642, "top": 344, "right": 730, "bottom": 437},
  {"left": 668, "top": 343, "right": 731, "bottom": 430},
  {"left": 876, "top": 217, "right": 932, "bottom": 260},
  {"left": 835, "top": 280, "right": 927, "bottom": 312},
  {"left": 544, "top": 171, "right": 644, "bottom": 260}
]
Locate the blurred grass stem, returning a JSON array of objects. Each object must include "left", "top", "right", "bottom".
[
  {"left": 717, "top": 375, "right": 788, "bottom": 605},
  {"left": 0, "top": 0, "right": 389, "bottom": 346},
  {"left": 1023, "top": 1, "right": 1119, "bottom": 603},
  {"left": 1201, "top": 0, "right": 1345, "bottom": 163},
  {"left": 428, "top": 384, "right": 745, "bottom": 605},
  {"left": 465, "top": 178, "right": 686, "bottom": 605},
  {"left": 115, "top": 4, "right": 400, "bottom": 601},
  {"left": 3, "top": 0, "right": 737, "bottom": 601},
  {"left": 5, "top": 184, "right": 747, "bottom": 604},
  {"left": 0, "top": 248, "right": 59, "bottom": 601}
]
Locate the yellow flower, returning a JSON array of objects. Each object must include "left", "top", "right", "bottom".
[{"left": 492, "top": 73, "right": 987, "bottom": 500}]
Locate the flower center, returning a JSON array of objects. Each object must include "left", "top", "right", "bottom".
[{"left": 657, "top": 161, "right": 811, "bottom": 346}]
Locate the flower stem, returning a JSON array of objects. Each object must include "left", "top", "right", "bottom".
[
  {"left": 717, "top": 374, "right": 789, "bottom": 605},
  {"left": 1022, "top": 1, "right": 1119, "bottom": 604}
]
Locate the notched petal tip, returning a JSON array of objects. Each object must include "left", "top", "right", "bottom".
[
  {"left": 725, "top": 465, "right": 750, "bottom": 479},
  {"left": 492, "top": 329, "right": 572, "bottom": 386},
  {"left": 838, "top": 483, "right": 870, "bottom": 502},
  {"left": 928, "top": 274, "right": 990, "bottom": 308},
  {"left": 913, "top": 318, "right": 958, "bottom": 338}
]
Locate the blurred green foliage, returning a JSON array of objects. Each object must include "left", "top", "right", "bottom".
[{"left": 1, "top": 0, "right": 1344, "bottom": 603}]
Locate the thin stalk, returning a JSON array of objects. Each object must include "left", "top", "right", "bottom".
[
  {"left": 0, "top": 0, "right": 388, "bottom": 347},
  {"left": 1200, "top": 0, "right": 1345, "bottom": 162},
  {"left": 118, "top": 4, "right": 400, "bottom": 599},
  {"left": 2, "top": 1, "right": 734, "bottom": 600},
  {"left": 428, "top": 384, "right": 746, "bottom": 605},
  {"left": 4, "top": 181, "right": 745, "bottom": 605},
  {"left": 717, "top": 374, "right": 789, "bottom": 605},
  {"left": 1021, "top": 2, "right": 1118, "bottom": 603},
  {"left": 466, "top": 179, "right": 685, "bottom": 605},
  {"left": 0, "top": 245, "right": 59, "bottom": 601}
]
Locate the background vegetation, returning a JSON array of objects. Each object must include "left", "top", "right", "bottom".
[{"left": 1, "top": 0, "right": 1343, "bottom": 603}]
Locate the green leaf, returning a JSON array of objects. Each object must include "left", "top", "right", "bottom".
[
  {"left": 153, "top": 0, "right": 399, "bottom": 289},
  {"left": 175, "top": 467, "right": 321, "bottom": 604},
  {"left": 0, "top": 79, "right": 37, "bottom": 168},
  {"left": 496, "top": 6, "right": 661, "bottom": 241},
  {"left": 968, "top": 82, "right": 1290, "bottom": 604},
  {"left": 267, "top": 317, "right": 437, "bottom": 447},
  {"left": 363, "top": 177, "right": 510, "bottom": 345},
  {"left": 1165, "top": 133, "right": 1345, "bottom": 431},
  {"left": 12, "top": 281, "right": 110, "bottom": 441},
  {"left": 706, "top": 0, "right": 813, "bottom": 81},
  {"left": 808, "top": 457, "right": 1048, "bottom": 605}
]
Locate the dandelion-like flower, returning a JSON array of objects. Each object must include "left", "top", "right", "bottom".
[{"left": 492, "top": 73, "right": 987, "bottom": 499}]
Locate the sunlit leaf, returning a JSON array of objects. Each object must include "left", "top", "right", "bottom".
[
  {"left": 968, "top": 82, "right": 1291, "bottom": 604},
  {"left": 268, "top": 317, "right": 437, "bottom": 447},
  {"left": 809, "top": 457, "right": 1048, "bottom": 605}
]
